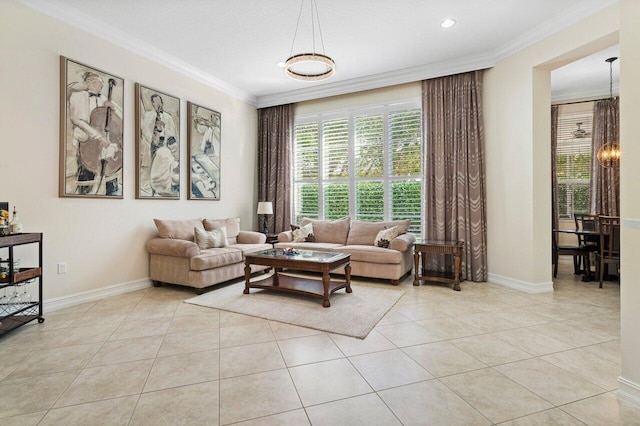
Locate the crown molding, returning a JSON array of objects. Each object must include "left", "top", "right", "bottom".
[
  {"left": 17, "top": 0, "right": 258, "bottom": 106},
  {"left": 494, "top": 0, "right": 619, "bottom": 62},
  {"left": 551, "top": 82, "right": 619, "bottom": 103},
  {"left": 256, "top": 54, "right": 495, "bottom": 109}
]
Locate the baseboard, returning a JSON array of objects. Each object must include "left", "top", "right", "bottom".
[
  {"left": 487, "top": 273, "right": 554, "bottom": 294},
  {"left": 618, "top": 376, "right": 640, "bottom": 409},
  {"left": 45, "top": 278, "right": 153, "bottom": 313}
]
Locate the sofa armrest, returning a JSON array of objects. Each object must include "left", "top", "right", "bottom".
[
  {"left": 278, "top": 230, "right": 293, "bottom": 243},
  {"left": 146, "top": 238, "right": 200, "bottom": 258},
  {"left": 390, "top": 233, "right": 416, "bottom": 252},
  {"left": 237, "top": 231, "right": 266, "bottom": 244}
]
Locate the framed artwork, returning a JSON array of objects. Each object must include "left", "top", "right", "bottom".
[
  {"left": 59, "top": 56, "right": 124, "bottom": 198},
  {"left": 135, "top": 84, "right": 181, "bottom": 199},
  {"left": 187, "top": 102, "right": 221, "bottom": 200}
]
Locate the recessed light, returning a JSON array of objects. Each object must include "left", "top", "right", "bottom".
[
  {"left": 441, "top": 19, "right": 456, "bottom": 29},
  {"left": 276, "top": 61, "right": 285, "bottom": 68}
]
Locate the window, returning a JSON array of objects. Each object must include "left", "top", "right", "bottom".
[
  {"left": 293, "top": 101, "right": 422, "bottom": 234},
  {"left": 556, "top": 110, "right": 593, "bottom": 218}
]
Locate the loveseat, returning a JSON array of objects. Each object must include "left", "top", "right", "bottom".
[
  {"left": 276, "top": 217, "right": 416, "bottom": 285},
  {"left": 146, "top": 217, "right": 271, "bottom": 293}
]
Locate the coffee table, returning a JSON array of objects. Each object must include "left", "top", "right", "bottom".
[{"left": 243, "top": 249, "right": 351, "bottom": 307}]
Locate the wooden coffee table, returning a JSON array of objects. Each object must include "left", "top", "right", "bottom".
[{"left": 244, "top": 249, "right": 351, "bottom": 307}]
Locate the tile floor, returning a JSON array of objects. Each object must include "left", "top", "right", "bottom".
[{"left": 0, "top": 265, "right": 638, "bottom": 425}]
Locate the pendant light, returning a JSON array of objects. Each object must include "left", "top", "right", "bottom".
[
  {"left": 596, "top": 57, "right": 620, "bottom": 168},
  {"left": 284, "top": 0, "right": 335, "bottom": 82}
]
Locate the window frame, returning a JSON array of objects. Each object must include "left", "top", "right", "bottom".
[{"left": 293, "top": 99, "right": 422, "bottom": 232}]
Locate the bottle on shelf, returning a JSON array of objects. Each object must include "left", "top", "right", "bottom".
[{"left": 10, "top": 206, "right": 22, "bottom": 234}]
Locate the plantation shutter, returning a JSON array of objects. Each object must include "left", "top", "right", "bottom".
[
  {"left": 388, "top": 109, "right": 422, "bottom": 232},
  {"left": 355, "top": 114, "right": 384, "bottom": 221},
  {"left": 556, "top": 111, "right": 592, "bottom": 217},
  {"left": 294, "top": 123, "right": 319, "bottom": 222},
  {"left": 322, "top": 118, "right": 349, "bottom": 219}
]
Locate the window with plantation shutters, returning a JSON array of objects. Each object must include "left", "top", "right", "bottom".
[
  {"left": 293, "top": 100, "right": 422, "bottom": 234},
  {"left": 556, "top": 109, "right": 593, "bottom": 218}
]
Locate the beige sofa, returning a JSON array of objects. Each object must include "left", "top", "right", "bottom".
[
  {"left": 146, "top": 217, "right": 271, "bottom": 293},
  {"left": 276, "top": 217, "right": 416, "bottom": 285}
]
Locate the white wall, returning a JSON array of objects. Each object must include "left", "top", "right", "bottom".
[
  {"left": 483, "top": 4, "right": 620, "bottom": 292},
  {"left": 619, "top": 0, "right": 640, "bottom": 407},
  {"left": 0, "top": 1, "right": 258, "bottom": 302}
]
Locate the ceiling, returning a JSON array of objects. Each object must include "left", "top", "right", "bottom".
[{"left": 21, "top": 0, "right": 619, "bottom": 107}]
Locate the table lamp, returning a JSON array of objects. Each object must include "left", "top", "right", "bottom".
[{"left": 257, "top": 202, "right": 273, "bottom": 235}]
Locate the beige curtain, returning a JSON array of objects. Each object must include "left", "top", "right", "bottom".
[
  {"left": 258, "top": 104, "right": 293, "bottom": 234},
  {"left": 551, "top": 105, "right": 559, "bottom": 237},
  {"left": 589, "top": 98, "right": 619, "bottom": 216},
  {"left": 422, "top": 70, "right": 487, "bottom": 282}
]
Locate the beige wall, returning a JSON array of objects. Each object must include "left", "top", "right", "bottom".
[
  {"left": 619, "top": 0, "right": 640, "bottom": 405},
  {"left": 483, "top": 4, "right": 619, "bottom": 291},
  {"left": 0, "top": 2, "right": 258, "bottom": 302}
]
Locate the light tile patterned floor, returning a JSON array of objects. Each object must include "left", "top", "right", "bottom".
[{"left": 0, "top": 265, "right": 637, "bottom": 425}]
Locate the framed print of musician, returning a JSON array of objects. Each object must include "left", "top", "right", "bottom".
[
  {"left": 59, "top": 57, "right": 124, "bottom": 198},
  {"left": 187, "top": 102, "right": 221, "bottom": 200},
  {"left": 135, "top": 84, "right": 181, "bottom": 199}
]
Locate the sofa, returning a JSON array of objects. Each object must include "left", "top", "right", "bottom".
[
  {"left": 146, "top": 217, "right": 271, "bottom": 293},
  {"left": 276, "top": 217, "right": 416, "bottom": 285}
]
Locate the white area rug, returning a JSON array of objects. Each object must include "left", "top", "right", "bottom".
[{"left": 184, "top": 273, "right": 404, "bottom": 339}]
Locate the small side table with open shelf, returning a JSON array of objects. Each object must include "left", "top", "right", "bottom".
[{"left": 0, "top": 233, "right": 44, "bottom": 336}]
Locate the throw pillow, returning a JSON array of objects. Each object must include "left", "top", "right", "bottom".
[
  {"left": 290, "top": 224, "right": 300, "bottom": 231},
  {"left": 194, "top": 226, "right": 229, "bottom": 249},
  {"left": 374, "top": 226, "right": 400, "bottom": 249},
  {"left": 292, "top": 223, "right": 315, "bottom": 242}
]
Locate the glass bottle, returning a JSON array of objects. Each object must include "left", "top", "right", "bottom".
[{"left": 10, "top": 206, "right": 22, "bottom": 234}]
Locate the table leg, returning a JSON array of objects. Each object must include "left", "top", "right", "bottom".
[
  {"left": 243, "top": 261, "right": 251, "bottom": 294},
  {"left": 413, "top": 250, "right": 420, "bottom": 286},
  {"left": 322, "top": 272, "right": 330, "bottom": 307},
  {"left": 453, "top": 252, "right": 461, "bottom": 291},
  {"left": 345, "top": 263, "right": 352, "bottom": 293}
]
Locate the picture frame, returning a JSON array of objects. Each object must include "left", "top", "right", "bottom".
[
  {"left": 59, "top": 56, "right": 124, "bottom": 198},
  {"left": 135, "top": 84, "right": 181, "bottom": 199},
  {"left": 187, "top": 102, "right": 221, "bottom": 200}
]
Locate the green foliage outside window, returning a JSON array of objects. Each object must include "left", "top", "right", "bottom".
[
  {"left": 324, "top": 184, "right": 349, "bottom": 219},
  {"left": 356, "top": 182, "right": 384, "bottom": 221}
]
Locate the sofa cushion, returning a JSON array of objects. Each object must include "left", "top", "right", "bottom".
[
  {"left": 190, "top": 247, "right": 243, "bottom": 271},
  {"left": 204, "top": 217, "right": 241, "bottom": 244},
  {"left": 292, "top": 223, "right": 315, "bottom": 242},
  {"left": 346, "top": 219, "right": 411, "bottom": 246},
  {"left": 300, "top": 217, "right": 351, "bottom": 244},
  {"left": 154, "top": 218, "right": 204, "bottom": 241},
  {"left": 274, "top": 242, "right": 343, "bottom": 252},
  {"left": 194, "top": 227, "right": 229, "bottom": 249},
  {"left": 335, "top": 245, "right": 403, "bottom": 264},
  {"left": 228, "top": 243, "right": 272, "bottom": 257},
  {"left": 374, "top": 226, "right": 400, "bottom": 249}
]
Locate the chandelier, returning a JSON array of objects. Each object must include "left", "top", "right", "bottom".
[
  {"left": 596, "top": 57, "right": 620, "bottom": 168},
  {"left": 284, "top": 0, "right": 335, "bottom": 82}
]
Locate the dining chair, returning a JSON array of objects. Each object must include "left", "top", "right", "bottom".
[
  {"left": 574, "top": 213, "right": 599, "bottom": 277},
  {"left": 552, "top": 232, "right": 591, "bottom": 279},
  {"left": 596, "top": 216, "right": 620, "bottom": 288}
]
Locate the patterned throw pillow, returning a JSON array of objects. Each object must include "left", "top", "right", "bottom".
[
  {"left": 290, "top": 224, "right": 300, "bottom": 231},
  {"left": 194, "top": 226, "right": 229, "bottom": 249},
  {"left": 292, "top": 223, "right": 315, "bottom": 242},
  {"left": 374, "top": 226, "right": 400, "bottom": 249}
]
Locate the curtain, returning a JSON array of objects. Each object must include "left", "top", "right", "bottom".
[
  {"left": 589, "top": 98, "right": 619, "bottom": 216},
  {"left": 551, "top": 105, "right": 559, "bottom": 240},
  {"left": 257, "top": 104, "right": 293, "bottom": 234},
  {"left": 422, "top": 70, "right": 487, "bottom": 282}
]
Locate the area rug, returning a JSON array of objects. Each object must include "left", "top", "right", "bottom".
[{"left": 184, "top": 273, "right": 404, "bottom": 339}]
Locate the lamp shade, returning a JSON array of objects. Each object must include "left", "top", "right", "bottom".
[{"left": 257, "top": 202, "right": 273, "bottom": 215}]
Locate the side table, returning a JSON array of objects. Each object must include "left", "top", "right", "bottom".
[
  {"left": 413, "top": 240, "right": 464, "bottom": 291},
  {"left": 265, "top": 234, "right": 279, "bottom": 247}
]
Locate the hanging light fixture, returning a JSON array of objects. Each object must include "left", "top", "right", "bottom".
[
  {"left": 284, "top": 0, "right": 335, "bottom": 82},
  {"left": 596, "top": 56, "right": 620, "bottom": 168}
]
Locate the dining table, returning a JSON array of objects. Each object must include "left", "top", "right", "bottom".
[{"left": 553, "top": 228, "right": 600, "bottom": 281}]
